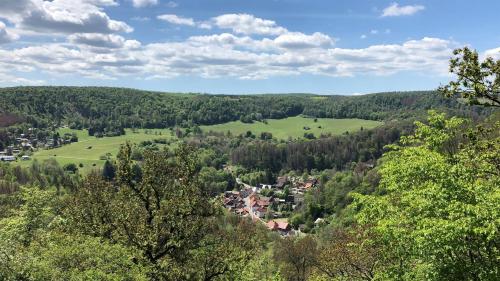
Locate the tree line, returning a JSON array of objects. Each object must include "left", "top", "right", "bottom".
[{"left": 0, "top": 87, "right": 490, "bottom": 137}]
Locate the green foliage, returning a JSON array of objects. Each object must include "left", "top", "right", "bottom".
[
  {"left": 439, "top": 47, "right": 500, "bottom": 107},
  {"left": 354, "top": 112, "right": 500, "bottom": 280},
  {"left": 273, "top": 236, "right": 318, "bottom": 281},
  {"left": 0, "top": 233, "right": 149, "bottom": 281},
  {"left": 102, "top": 159, "right": 116, "bottom": 180},
  {"left": 63, "top": 162, "right": 78, "bottom": 173},
  {"left": 0, "top": 186, "right": 148, "bottom": 280},
  {"left": 198, "top": 166, "right": 234, "bottom": 196},
  {"left": 0, "top": 187, "right": 57, "bottom": 246}
]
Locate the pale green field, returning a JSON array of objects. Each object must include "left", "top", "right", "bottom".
[
  {"left": 200, "top": 116, "right": 383, "bottom": 139},
  {"left": 20, "top": 128, "right": 174, "bottom": 173}
]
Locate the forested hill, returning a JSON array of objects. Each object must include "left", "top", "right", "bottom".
[{"left": 0, "top": 86, "right": 488, "bottom": 132}]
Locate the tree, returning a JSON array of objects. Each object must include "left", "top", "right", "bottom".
[
  {"left": 0, "top": 187, "right": 148, "bottom": 281},
  {"left": 273, "top": 236, "right": 317, "bottom": 281},
  {"left": 63, "top": 163, "right": 78, "bottom": 173},
  {"left": 313, "top": 226, "right": 380, "bottom": 281},
  {"left": 353, "top": 112, "right": 500, "bottom": 280},
  {"left": 115, "top": 143, "right": 216, "bottom": 278},
  {"left": 102, "top": 160, "right": 116, "bottom": 181},
  {"left": 439, "top": 47, "right": 500, "bottom": 107}
]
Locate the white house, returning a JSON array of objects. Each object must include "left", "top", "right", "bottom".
[{"left": 0, "top": 155, "right": 16, "bottom": 161}]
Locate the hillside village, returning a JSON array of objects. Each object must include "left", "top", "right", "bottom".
[
  {"left": 223, "top": 175, "right": 321, "bottom": 236},
  {"left": 0, "top": 128, "right": 77, "bottom": 162}
]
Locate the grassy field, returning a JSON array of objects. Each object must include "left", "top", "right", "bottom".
[
  {"left": 200, "top": 116, "right": 383, "bottom": 139},
  {"left": 16, "top": 117, "right": 382, "bottom": 173},
  {"left": 20, "top": 128, "right": 174, "bottom": 173}
]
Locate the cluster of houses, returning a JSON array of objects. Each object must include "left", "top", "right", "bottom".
[
  {"left": 0, "top": 128, "right": 79, "bottom": 162},
  {"left": 223, "top": 189, "right": 274, "bottom": 219},
  {"left": 0, "top": 132, "right": 35, "bottom": 162},
  {"left": 223, "top": 175, "right": 319, "bottom": 236}
]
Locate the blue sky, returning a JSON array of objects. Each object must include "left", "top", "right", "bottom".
[{"left": 0, "top": 0, "right": 499, "bottom": 94}]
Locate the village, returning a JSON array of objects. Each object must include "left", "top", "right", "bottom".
[
  {"left": 223, "top": 175, "right": 323, "bottom": 236},
  {"left": 0, "top": 128, "right": 77, "bottom": 162}
]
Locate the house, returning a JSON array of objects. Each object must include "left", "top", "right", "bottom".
[
  {"left": 259, "top": 184, "right": 273, "bottom": 190},
  {"left": 275, "top": 176, "right": 289, "bottom": 189},
  {"left": 267, "top": 220, "right": 292, "bottom": 236},
  {"left": 0, "top": 155, "right": 16, "bottom": 161},
  {"left": 240, "top": 188, "right": 252, "bottom": 198},
  {"left": 223, "top": 191, "right": 246, "bottom": 214}
]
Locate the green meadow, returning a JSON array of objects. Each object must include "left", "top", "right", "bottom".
[
  {"left": 17, "top": 117, "right": 382, "bottom": 173},
  {"left": 20, "top": 128, "right": 174, "bottom": 173},
  {"left": 200, "top": 116, "right": 383, "bottom": 139}
]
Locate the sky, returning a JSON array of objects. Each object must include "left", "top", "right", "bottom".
[{"left": 0, "top": 0, "right": 499, "bottom": 95}]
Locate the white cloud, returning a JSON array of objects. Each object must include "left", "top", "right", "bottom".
[
  {"left": 0, "top": 6, "right": 459, "bottom": 83},
  {"left": 131, "top": 0, "right": 158, "bottom": 8},
  {"left": 157, "top": 14, "right": 195, "bottom": 26},
  {"left": 212, "top": 14, "right": 287, "bottom": 35},
  {"left": 370, "top": 29, "right": 378, "bottom": 34},
  {"left": 484, "top": 47, "right": 500, "bottom": 60},
  {"left": 382, "top": 3, "right": 425, "bottom": 17},
  {"left": 0, "top": 21, "right": 19, "bottom": 43},
  {"left": 274, "top": 32, "right": 335, "bottom": 49},
  {"left": 166, "top": 1, "right": 178, "bottom": 8},
  {"left": 0, "top": 35, "right": 457, "bottom": 82},
  {"left": 360, "top": 34, "right": 367, "bottom": 39},
  {"left": 0, "top": 72, "right": 45, "bottom": 85},
  {"left": 69, "top": 33, "right": 141, "bottom": 49},
  {"left": 0, "top": 0, "right": 132, "bottom": 34},
  {"left": 198, "top": 22, "right": 212, "bottom": 30}
]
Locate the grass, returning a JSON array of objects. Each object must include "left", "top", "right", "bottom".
[
  {"left": 200, "top": 116, "right": 383, "bottom": 140},
  {"left": 19, "top": 128, "right": 174, "bottom": 173},
  {"left": 16, "top": 117, "right": 382, "bottom": 173}
]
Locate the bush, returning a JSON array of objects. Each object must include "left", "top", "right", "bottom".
[{"left": 63, "top": 163, "right": 78, "bottom": 173}]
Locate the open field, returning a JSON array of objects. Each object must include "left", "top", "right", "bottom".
[
  {"left": 15, "top": 117, "right": 382, "bottom": 173},
  {"left": 19, "top": 128, "right": 174, "bottom": 173},
  {"left": 200, "top": 116, "right": 383, "bottom": 139}
]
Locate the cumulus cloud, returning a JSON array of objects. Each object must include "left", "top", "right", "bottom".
[
  {"left": 274, "top": 32, "right": 335, "bottom": 49},
  {"left": 212, "top": 14, "right": 287, "bottom": 35},
  {"left": 131, "top": 0, "right": 158, "bottom": 8},
  {"left": 382, "top": 3, "right": 425, "bottom": 17},
  {"left": 0, "top": 0, "right": 132, "bottom": 34},
  {"left": 0, "top": 34, "right": 458, "bottom": 82},
  {"left": 157, "top": 14, "right": 195, "bottom": 26},
  {"left": 69, "top": 33, "right": 140, "bottom": 49},
  {"left": 0, "top": 6, "right": 461, "bottom": 83},
  {"left": 0, "top": 21, "right": 19, "bottom": 43}
]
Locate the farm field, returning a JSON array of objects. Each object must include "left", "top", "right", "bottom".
[
  {"left": 19, "top": 128, "right": 175, "bottom": 173},
  {"left": 200, "top": 116, "right": 383, "bottom": 139}
]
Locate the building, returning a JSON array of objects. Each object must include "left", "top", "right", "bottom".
[
  {"left": 275, "top": 176, "right": 289, "bottom": 189},
  {"left": 0, "top": 155, "right": 16, "bottom": 161},
  {"left": 267, "top": 220, "right": 292, "bottom": 236}
]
